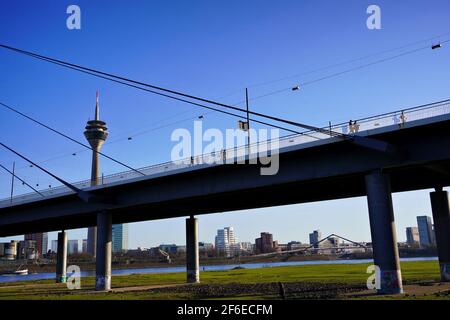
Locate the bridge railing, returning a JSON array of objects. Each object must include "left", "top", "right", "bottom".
[{"left": 2, "top": 99, "right": 450, "bottom": 207}]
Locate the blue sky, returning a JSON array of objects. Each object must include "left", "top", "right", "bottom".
[{"left": 0, "top": 0, "right": 450, "bottom": 248}]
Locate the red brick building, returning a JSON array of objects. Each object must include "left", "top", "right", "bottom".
[{"left": 255, "top": 232, "right": 280, "bottom": 254}]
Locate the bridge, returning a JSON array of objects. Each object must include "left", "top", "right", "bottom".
[
  {"left": 249, "top": 234, "right": 370, "bottom": 258},
  {"left": 1, "top": 99, "right": 450, "bottom": 294}
]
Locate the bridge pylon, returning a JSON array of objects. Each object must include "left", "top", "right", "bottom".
[
  {"left": 430, "top": 188, "right": 450, "bottom": 282},
  {"left": 186, "top": 216, "right": 200, "bottom": 283},
  {"left": 365, "top": 171, "right": 403, "bottom": 294},
  {"left": 56, "top": 230, "right": 67, "bottom": 283},
  {"left": 95, "top": 211, "right": 112, "bottom": 291}
]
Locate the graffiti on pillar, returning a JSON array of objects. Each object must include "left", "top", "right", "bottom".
[
  {"left": 58, "top": 275, "right": 67, "bottom": 283},
  {"left": 96, "top": 275, "right": 111, "bottom": 290},
  {"left": 96, "top": 276, "right": 106, "bottom": 289},
  {"left": 441, "top": 263, "right": 450, "bottom": 281},
  {"left": 381, "top": 270, "right": 401, "bottom": 291}
]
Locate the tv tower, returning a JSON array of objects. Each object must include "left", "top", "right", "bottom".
[{"left": 84, "top": 91, "right": 108, "bottom": 257}]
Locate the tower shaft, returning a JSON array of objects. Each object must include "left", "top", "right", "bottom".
[{"left": 84, "top": 92, "right": 108, "bottom": 258}]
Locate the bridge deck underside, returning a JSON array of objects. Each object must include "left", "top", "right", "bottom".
[{"left": 1, "top": 119, "right": 450, "bottom": 236}]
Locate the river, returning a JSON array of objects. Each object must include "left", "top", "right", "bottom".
[{"left": 0, "top": 256, "right": 438, "bottom": 283}]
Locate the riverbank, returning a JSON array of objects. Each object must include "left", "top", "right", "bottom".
[
  {"left": 0, "top": 256, "right": 438, "bottom": 284},
  {"left": 0, "top": 252, "right": 435, "bottom": 275},
  {"left": 0, "top": 253, "right": 351, "bottom": 274},
  {"left": 0, "top": 260, "right": 448, "bottom": 300}
]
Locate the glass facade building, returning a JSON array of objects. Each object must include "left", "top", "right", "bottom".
[
  {"left": 406, "top": 227, "right": 420, "bottom": 245},
  {"left": 417, "top": 216, "right": 435, "bottom": 247},
  {"left": 112, "top": 224, "right": 129, "bottom": 253}
]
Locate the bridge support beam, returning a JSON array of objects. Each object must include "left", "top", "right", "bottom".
[
  {"left": 186, "top": 216, "right": 200, "bottom": 283},
  {"left": 430, "top": 189, "right": 450, "bottom": 282},
  {"left": 95, "top": 211, "right": 112, "bottom": 291},
  {"left": 365, "top": 172, "right": 403, "bottom": 294},
  {"left": 55, "top": 230, "right": 67, "bottom": 283}
]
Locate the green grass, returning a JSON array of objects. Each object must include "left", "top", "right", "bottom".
[{"left": 0, "top": 260, "right": 443, "bottom": 300}]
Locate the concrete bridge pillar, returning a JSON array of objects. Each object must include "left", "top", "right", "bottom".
[
  {"left": 186, "top": 215, "right": 200, "bottom": 283},
  {"left": 365, "top": 171, "right": 403, "bottom": 294},
  {"left": 56, "top": 230, "right": 67, "bottom": 283},
  {"left": 430, "top": 188, "right": 450, "bottom": 282},
  {"left": 95, "top": 211, "right": 112, "bottom": 291}
]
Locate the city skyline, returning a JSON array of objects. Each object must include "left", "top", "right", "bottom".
[{"left": 8, "top": 210, "right": 438, "bottom": 252}]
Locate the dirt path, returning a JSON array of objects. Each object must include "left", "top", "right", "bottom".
[
  {"left": 110, "top": 283, "right": 184, "bottom": 293},
  {"left": 3, "top": 280, "right": 449, "bottom": 299},
  {"left": 346, "top": 282, "right": 450, "bottom": 298}
]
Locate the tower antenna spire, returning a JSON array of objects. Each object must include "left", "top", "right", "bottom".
[{"left": 95, "top": 90, "right": 99, "bottom": 121}]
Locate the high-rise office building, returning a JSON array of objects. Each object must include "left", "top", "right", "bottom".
[
  {"left": 24, "top": 233, "right": 48, "bottom": 257},
  {"left": 215, "top": 227, "right": 237, "bottom": 257},
  {"left": 406, "top": 227, "right": 420, "bottom": 245},
  {"left": 417, "top": 216, "right": 436, "bottom": 247},
  {"left": 43, "top": 233, "right": 48, "bottom": 255},
  {"left": 309, "top": 230, "right": 322, "bottom": 248},
  {"left": 82, "top": 239, "right": 88, "bottom": 254},
  {"left": 112, "top": 224, "right": 129, "bottom": 253},
  {"left": 51, "top": 240, "right": 58, "bottom": 253},
  {"left": 68, "top": 240, "right": 79, "bottom": 255}
]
